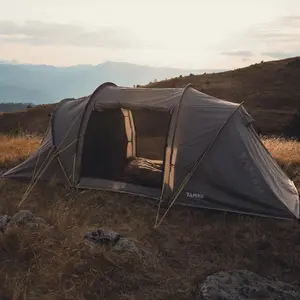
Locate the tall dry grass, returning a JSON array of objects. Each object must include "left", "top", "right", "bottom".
[
  {"left": 263, "top": 137, "right": 300, "bottom": 165},
  {"left": 0, "top": 133, "right": 299, "bottom": 187},
  {"left": 262, "top": 136, "right": 300, "bottom": 187},
  {"left": 0, "top": 134, "right": 300, "bottom": 299},
  {"left": 0, "top": 134, "right": 42, "bottom": 170}
]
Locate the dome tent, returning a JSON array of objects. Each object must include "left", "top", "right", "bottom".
[{"left": 1, "top": 82, "right": 299, "bottom": 221}]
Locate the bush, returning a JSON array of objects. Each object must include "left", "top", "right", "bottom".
[{"left": 283, "top": 107, "right": 300, "bottom": 139}]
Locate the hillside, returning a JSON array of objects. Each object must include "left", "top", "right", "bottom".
[
  {"left": 0, "top": 104, "right": 56, "bottom": 135},
  {"left": 0, "top": 61, "right": 224, "bottom": 104},
  {"left": 0, "top": 102, "right": 35, "bottom": 113},
  {"left": 147, "top": 57, "right": 300, "bottom": 135}
]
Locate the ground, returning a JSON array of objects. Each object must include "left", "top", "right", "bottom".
[
  {"left": 0, "top": 133, "right": 300, "bottom": 300},
  {"left": 1, "top": 56, "right": 300, "bottom": 298}
]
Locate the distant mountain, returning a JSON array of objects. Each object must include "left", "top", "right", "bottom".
[{"left": 0, "top": 62, "right": 225, "bottom": 104}]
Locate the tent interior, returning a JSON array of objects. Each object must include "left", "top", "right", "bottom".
[{"left": 80, "top": 108, "right": 171, "bottom": 189}]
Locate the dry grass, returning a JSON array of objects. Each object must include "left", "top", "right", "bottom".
[
  {"left": 262, "top": 137, "right": 300, "bottom": 187},
  {"left": 0, "top": 134, "right": 300, "bottom": 299},
  {"left": 263, "top": 137, "right": 300, "bottom": 165},
  {"left": 0, "top": 134, "right": 42, "bottom": 171}
]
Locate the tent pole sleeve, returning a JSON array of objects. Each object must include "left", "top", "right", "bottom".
[
  {"left": 155, "top": 102, "right": 244, "bottom": 228},
  {"left": 159, "top": 83, "right": 192, "bottom": 198},
  {"left": 155, "top": 83, "right": 192, "bottom": 227}
]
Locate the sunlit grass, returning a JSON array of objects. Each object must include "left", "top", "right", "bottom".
[{"left": 0, "top": 134, "right": 42, "bottom": 170}]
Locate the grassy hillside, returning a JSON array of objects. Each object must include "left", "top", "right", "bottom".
[
  {"left": 0, "top": 103, "right": 35, "bottom": 113},
  {"left": 146, "top": 57, "right": 300, "bottom": 135},
  {"left": 0, "top": 104, "right": 56, "bottom": 135},
  {"left": 0, "top": 134, "right": 300, "bottom": 299}
]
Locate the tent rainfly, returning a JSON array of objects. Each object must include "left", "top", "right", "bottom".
[{"left": 1, "top": 82, "right": 299, "bottom": 221}]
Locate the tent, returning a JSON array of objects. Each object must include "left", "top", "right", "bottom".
[{"left": 1, "top": 82, "right": 299, "bottom": 221}]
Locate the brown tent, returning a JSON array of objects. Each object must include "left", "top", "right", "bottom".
[{"left": 1, "top": 82, "right": 299, "bottom": 220}]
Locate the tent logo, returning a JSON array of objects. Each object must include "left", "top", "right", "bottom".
[{"left": 186, "top": 192, "right": 204, "bottom": 199}]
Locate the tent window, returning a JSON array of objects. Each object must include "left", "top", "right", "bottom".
[{"left": 80, "top": 108, "right": 171, "bottom": 189}]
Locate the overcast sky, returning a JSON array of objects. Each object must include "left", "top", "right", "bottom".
[{"left": 0, "top": 0, "right": 299, "bottom": 69}]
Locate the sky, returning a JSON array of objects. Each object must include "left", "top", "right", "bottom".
[{"left": 0, "top": 0, "right": 299, "bottom": 69}]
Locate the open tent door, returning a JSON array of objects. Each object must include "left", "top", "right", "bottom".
[{"left": 121, "top": 108, "right": 136, "bottom": 158}]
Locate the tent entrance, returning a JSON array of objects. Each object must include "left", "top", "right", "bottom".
[{"left": 80, "top": 108, "right": 171, "bottom": 190}]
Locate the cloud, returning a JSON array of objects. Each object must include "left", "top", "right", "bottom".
[
  {"left": 0, "top": 20, "right": 146, "bottom": 49},
  {"left": 222, "top": 50, "right": 254, "bottom": 57},
  {"left": 248, "top": 17, "right": 300, "bottom": 42},
  {"left": 219, "top": 15, "right": 300, "bottom": 61},
  {"left": 261, "top": 51, "right": 300, "bottom": 59}
]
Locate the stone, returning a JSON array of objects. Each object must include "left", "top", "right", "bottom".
[
  {"left": 5, "top": 210, "right": 48, "bottom": 231},
  {"left": 9, "top": 210, "right": 35, "bottom": 225},
  {"left": 198, "top": 270, "right": 300, "bottom": 300},
  {"left": 84, "top": 228, "right": 121, "bottom": 247},
  {"left": 83, "top": 227, "right": 151, "bottom": 259},
  {"left": 0, "top": 215, "right": 10, "bottom": 232},
  {"left": 113, "top": 237, "right": 139, "bottom": 252}
]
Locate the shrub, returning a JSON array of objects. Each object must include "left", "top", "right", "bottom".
[{"left": 283, "top": 107, "right": 300, "bottom": 139}]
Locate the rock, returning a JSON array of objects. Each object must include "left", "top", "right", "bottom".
[
  {"left": 84, "top": 228, "right": 121, "bottom": 247},
  {"left": 113, "top": 237, "right": 139, "bottom": 253},
  {"left": 5, "top": 210, "right": 48, "bottom": 231},
  {"left": 0, "top": 215, "right": 10, "bottom": 232},
  {"left": 198, "top": 270, "right": 300, "bottom": 300},
  {"left": 83, "top": 227, "right": 151, "bottom": 258}
]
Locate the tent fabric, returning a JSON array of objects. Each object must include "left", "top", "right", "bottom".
[{"left": 1, "top": 82, "right": 299, "bottom": 220}]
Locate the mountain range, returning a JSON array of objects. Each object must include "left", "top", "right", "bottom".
[{"left": 0, "top": 61, "right": 225, "bottom": 104}]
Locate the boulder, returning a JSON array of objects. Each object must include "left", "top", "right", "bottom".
[
  {"left": 4, "top": 210, "right": 48, "bottom": 231},
  {"left": 0, "top": 215, "right": 10, "bottom": 232},
  {"left": 84, "top": 228, "right": 121, "bottom": 247},
  {"left": 113, "top": 237, "right": 139, "bottom": 253},
  {"left": 84, "top": 227, "right": 151, "bottom": 260},
  {"left": 198, "top": 270, "right": 300, "bottom": 300}
]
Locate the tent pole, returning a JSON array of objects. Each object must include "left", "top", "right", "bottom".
[
  {"left": 20, "top": 146, "right": 56, "bottom": 204},
  {"left": 19, "top": 150, "right": 57, "bottom": 206},
  {"left": 72, "top": 153, "right": 77, "bottom": 186},
  {"left": 57, "top": 157, "right": 72, "bottom": 186},
  {"left": 154, "top": 102, "right": 244, "bottom": 228}
]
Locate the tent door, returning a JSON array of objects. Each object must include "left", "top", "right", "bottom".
[{"left": 121, "top": 108, "right": 136, "bottom": 158}]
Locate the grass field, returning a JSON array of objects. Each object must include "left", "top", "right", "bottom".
[{"left": 0, "top": 133, "right": 300, "bottom": 299}]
